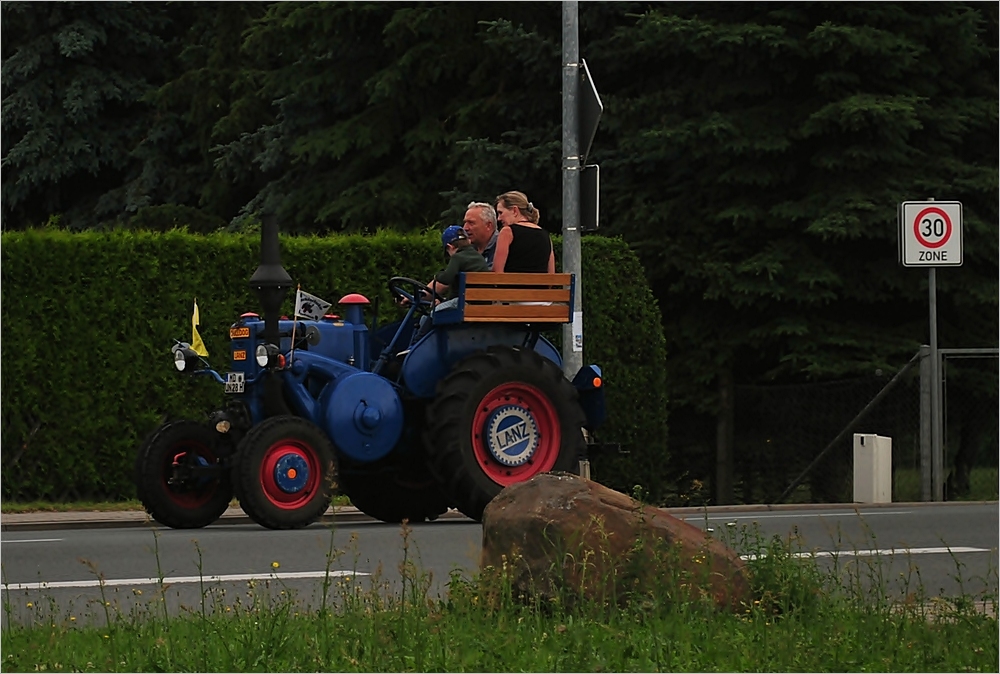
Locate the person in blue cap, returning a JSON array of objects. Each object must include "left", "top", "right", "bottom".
[
  {"left": 411, "top": 225, "right": 489, "bottom": 339},
  {"left": 428, "top": 225, "right": 489, "bottom": 302}
]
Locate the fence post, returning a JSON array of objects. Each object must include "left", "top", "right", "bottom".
[
  {"left": 919, "top": 344, "right": 932, "bottom": 501},
  {"left": 716, "top": 367, "right": 734, "bottom": 505}
]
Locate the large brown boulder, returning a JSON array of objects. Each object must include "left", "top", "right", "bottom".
[{"left": 480, "top": 473, "right": 752, "bottom": 612}]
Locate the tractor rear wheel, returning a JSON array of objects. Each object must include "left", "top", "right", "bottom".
[
  {"left": 341, "top": 462, "right": 451, "bottom": 524},
  {"left": 234, "top": 416, "right": 336, "bottom": 530},
  {"left": 425, "top": 346, "right": 585, "bottom": 521},
  {"left": 134, "top": 420, "right": 233, "bottom": 529}
]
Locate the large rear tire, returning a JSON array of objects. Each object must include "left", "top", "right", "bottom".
[
  {"left": 234, "top": 416, "right": 337, "bottom": 530},
  {"left": 134, "top": 420, "right": 233, "bottom": 529},
  {"left": 425, "top": 346, "right": 585, "bottom": 521}
]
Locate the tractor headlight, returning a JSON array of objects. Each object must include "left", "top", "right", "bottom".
[
  {"left": 255, "top": 343, "right": 283, "bottom": 368},
  {"left": 172, "top": 344, "right": 200, "bottom": 372}
]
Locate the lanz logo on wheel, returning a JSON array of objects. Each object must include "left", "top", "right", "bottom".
[{"left": 486, "top": 405, "right": 539, "bottom": 467}]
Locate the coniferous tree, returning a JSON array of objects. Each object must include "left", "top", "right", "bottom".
[
  {"left": 124, "top": 2, "right": 269, "bottom": 230},
  {"left": 587, "top": 2, "right": 997, "bottom": 394},
  {"left": 212, "top": 1, "right": 565, "bottom": 232},
  {"left": 1, "top": 1, "right": 169, "bottom": 229}
]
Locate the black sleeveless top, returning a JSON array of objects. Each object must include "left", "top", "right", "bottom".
[{"left": 504, "top": 224, "right": 551, "bottom": 273}]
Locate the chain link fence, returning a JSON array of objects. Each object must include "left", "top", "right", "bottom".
[
  {"left": 667, "top": 352, "right": 997, "bottom": 505},
  {"left": 941, "top": 354, "right": 999, "bottom": 500}
]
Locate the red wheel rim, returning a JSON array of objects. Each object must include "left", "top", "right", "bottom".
[
  {"left": 471, "top": 382, "right": 561, "bottom": 487},
  {"left": 162, "top": 442, "right": 219, "bottom": 509},
  {"left": 258, "top": 439, "right": 322, "bottom": 509}
]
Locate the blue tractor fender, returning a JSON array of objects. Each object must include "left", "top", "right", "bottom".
[
  {"left": 280, "top": 350, "right": 405, "bottom": 464},
  {"left": 399, "top": 324, "right": 562, "bottom": 399}
]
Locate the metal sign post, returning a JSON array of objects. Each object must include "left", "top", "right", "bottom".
[
  {"left": 899, "top": 199, "right": 963, "bottom": 501},
  {"left": 562, "top": 2, "right": 603, "bottom": 377},
  {"left": 561, "top": 0, "right": 582, "bottom": 378}
]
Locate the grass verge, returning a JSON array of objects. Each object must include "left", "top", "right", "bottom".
[{"left": 2, "top": 522, "right": 997, "bottom": 672}]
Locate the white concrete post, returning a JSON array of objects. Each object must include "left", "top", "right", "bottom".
[{"left": 853, "top": 433, "right": 892, "bottom": 503}]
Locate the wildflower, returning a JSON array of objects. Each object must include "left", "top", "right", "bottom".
[
  {"left": 69, "top": 617, "right": 76, "bottom": 622},
  {"left": 26, "top": 602, "right": 33, "bottom": 608},
  {"left": 132, "top": 589, "right": 142, "bottom": 596},
  {"left": 271, "top": 561, "right": 280, "bottom": 569},
  {"left": 103, "top": 635, "right": 110, "bottom": 639}
]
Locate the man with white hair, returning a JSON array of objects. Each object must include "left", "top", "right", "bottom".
[{"left": 462, "top": 201, "right": 499, "bottom": 270}]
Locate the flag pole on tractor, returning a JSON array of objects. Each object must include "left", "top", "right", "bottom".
[
  {"left": 191, "top": 299, "right": 209, "bottom": 357},
  {"left": 290, "top": 286, "right": 333, "bottom": 360}
]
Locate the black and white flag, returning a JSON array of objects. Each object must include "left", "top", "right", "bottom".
[{"left": 294, "top": 288, "right": 332, "bottom": 320}]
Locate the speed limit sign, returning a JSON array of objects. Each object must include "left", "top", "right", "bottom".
[{"left": 899, "top": 201, "right": 963, "bottom": 267}]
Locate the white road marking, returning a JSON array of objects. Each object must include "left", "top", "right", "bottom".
[
  {"left": 4, "top": 570, "right": 369, "bottom": 592},
  {"left": 741, "top": 546, "right": 990, "bottom": 561},
  {"left": 3, "top": 539, "right": 63, "bottom": 544},
  {"left": 680, "top": 510, "right": 912, "bottom": 522}
]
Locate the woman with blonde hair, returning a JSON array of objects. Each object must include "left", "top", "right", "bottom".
[{"left": 492, "top": 190, "right": 555, "bottom": 273}]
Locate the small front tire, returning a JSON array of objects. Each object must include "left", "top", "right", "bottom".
[
  {"left": 134, "top": 420, "right": 233, "bottom": 529},
  {"left": 234, "top": 416, "right": 337, "bottom": 530}
]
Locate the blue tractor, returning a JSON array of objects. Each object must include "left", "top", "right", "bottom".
[{"left": 134, "top": 218, "right": 606, "bottom": 528}]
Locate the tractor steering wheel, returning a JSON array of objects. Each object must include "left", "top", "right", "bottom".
[{"left": 388, "top": 277, "right": 445, "bottom": 311}]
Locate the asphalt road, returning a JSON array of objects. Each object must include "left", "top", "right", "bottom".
[{"left": 2, "top": 502, "right": 996, "bottom": 626}]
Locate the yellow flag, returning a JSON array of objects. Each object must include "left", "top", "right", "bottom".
[{"left": 191, "top": 299, "right": 209, "bottom": 357}]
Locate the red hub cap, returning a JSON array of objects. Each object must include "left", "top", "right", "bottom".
[
  {"left": 472, "top": 382, "right": 561, "bottom": 487},
  {"left": 259, "top": 440, "right": 321, "bottom": 509}
]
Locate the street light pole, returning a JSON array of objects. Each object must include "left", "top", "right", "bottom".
[{"left": 561, "top": 0, "right": 583, "bottom": 378}]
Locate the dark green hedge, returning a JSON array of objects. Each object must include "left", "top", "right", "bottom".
[{"left": 1, "top": 229, "right": 668, "bottom": 502}]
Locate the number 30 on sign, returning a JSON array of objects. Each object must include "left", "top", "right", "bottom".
[{"left": 898, "top": 201, "right": 963, "bottom": 267}]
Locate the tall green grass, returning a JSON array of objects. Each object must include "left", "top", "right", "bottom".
[{"left": 3, "top": 523, "right": 997, "bottom": 672}]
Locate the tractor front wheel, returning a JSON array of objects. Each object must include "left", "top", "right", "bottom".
[
  {"left": 134, "top": 420, "right": 233, "bottom": 529},
  {"left": 425, "top": 346, "right": 585, "bottom": 521},
  {"left": 234, "top": 416, "right": 337, "bottom": 530}
]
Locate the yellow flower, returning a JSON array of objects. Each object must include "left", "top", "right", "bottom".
[
  {"left": 25, "top": 602, "right": 33, "bottom": 608},
  {"left": 69, "top": 617, "right": 76, "bottom": 622},
  {"left": 271, "top": 561, "right": 280, "bottom": 569}
]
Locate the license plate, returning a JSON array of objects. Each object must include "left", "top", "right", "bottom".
[{"left": 224, "top": 372, "right": 245, "bottom": 394}]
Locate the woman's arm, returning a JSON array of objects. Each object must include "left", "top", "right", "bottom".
[
  {"left": 547, "top": 247, "right": 555, "bottom": 273},
  {"left": 492, "top": 226, "right": 513, "bottom": 273}
]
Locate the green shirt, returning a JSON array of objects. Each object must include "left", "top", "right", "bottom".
[{"left": 435, "top": 246, "right": 489, "bottom": 299}]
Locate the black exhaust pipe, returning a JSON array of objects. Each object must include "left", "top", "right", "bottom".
[
  {"left": 249, "top": 214, "right": 293, "bottom": 417},
  {"left": 249, "top": 214, "right": 292, "bottom": 347}
]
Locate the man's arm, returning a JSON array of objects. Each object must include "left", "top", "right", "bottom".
[
  {"left": 428, "top": 278, "right": 449, "bottom": 298},
  {"left": 430, "top": 254, "right": 465, "bottom": 299}
]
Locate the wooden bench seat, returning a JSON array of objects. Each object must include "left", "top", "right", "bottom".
[{"left": 449, "top": 272, "right": 574, "bottom": 324}]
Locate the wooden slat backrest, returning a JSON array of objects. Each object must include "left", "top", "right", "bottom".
[{"left": 460, "top": 272, "right": 573, "bottom": 323}]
